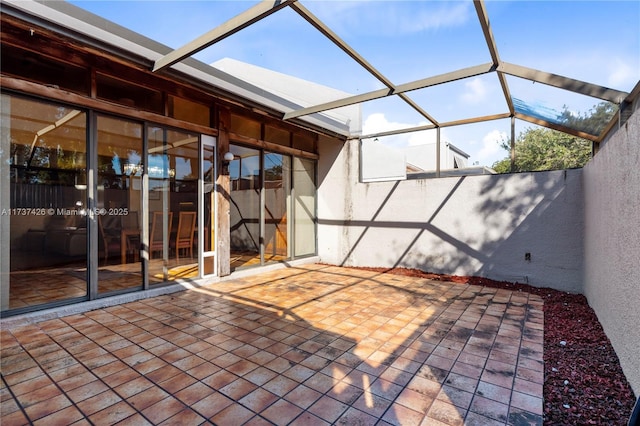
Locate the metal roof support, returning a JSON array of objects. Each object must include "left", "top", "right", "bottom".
[
  {"left": 440, "top": 112, "right": 511, "bottom": 128},
  {"left": 436, "top": 127, "right": 441, "bottom": 178},
  {"left": 283, "top": 63, "right": 494, "bottom": 121},
  {"left": 359, "top": 112, "right": 510, "bottom": 141},
  {"left": 360, "top": 124, "right": 437, "bottom": 141},
  {"left": 290, "top": 2, "right": 394, "bottom": 89},
  {"left": 498, "top": 62, "right": 629, "bottom": 103},
  {"left": 510, "top": 115, "right": 516, "bottom": 172},
  {"left": 152, "top": 0, "right": 297, "bottom": 72},
  {"left": 473, "top": 0, "right": 514, "bottom": 115},
  {"left": 290, "top": 2, "right": 438, "bottom": 125},
  {"left": 514, "top": 112, "right": 600, "bottom": 142}
]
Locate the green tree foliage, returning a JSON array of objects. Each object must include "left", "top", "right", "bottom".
[
  {"left": 492, "top": 102, "right": 616, "bottom": 173},
  {"left": 491, "top": 129, "right": 592, "bottom": 173}
]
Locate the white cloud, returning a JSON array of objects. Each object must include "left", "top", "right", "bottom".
[
  {"left": 476, "top": 130, "right": 508, "bottom": 165},
  {"left": 309, "top": 1, "right": 472, "bottom": 36},
  {"left": 461, "top": 78, "right": 488, "bottom": 104},
  {"left": 607, "top": 58, "right": 637, "bottom": 89},
  {"left": 362, "top": 113, "right": 437, "bottom": 148}
]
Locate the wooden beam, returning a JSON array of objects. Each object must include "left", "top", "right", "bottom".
[
  {"left": 228, "top": 132, "right": 319, "bottom": 160},
  {"left": 217, "top": 107, "right": 232, "bottom": 277},
  {"left": 1, "top": 76, "right": 219, "bottom": 137}
]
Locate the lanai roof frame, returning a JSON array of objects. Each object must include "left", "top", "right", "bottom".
[{"left": 150, "top": 0, "right": 636, "bottom": 147}]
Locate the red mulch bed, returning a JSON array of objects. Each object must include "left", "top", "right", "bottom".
[{"left": 348, "top": 266, "right": 636, "bottom": 425}]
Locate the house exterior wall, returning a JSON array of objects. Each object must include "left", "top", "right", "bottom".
[
  {"left": 318, "top": 137, "right": 584, "bottom": 293},
  {"left": 584, "top": 107, "right": 640, "bottom": 395}
]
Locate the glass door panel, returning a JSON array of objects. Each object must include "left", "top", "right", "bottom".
[
  {"left": 293, "top": 158, "right": 316, "bottom": 257},
  {"left": 96, "top": 115, "right": 143, "bottom": 294},
  {"left": 201, "top": 136, "right": 216, "bottom": 276},
  {"left": 148, "top": 127, "right": 199, "bottom": 284},
  {"left": 264, "top": 153, "right": 290, "bottom": 264},
  {"left": 229, "top": 145, "right": 261, "bottom": 271},
  {"left": 2, "top": 95, "right": 88, "bottom": 312}
]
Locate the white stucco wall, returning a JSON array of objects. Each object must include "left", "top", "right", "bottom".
[
  {"left": 318, "top": 137, "right": 584, "bottom": 293},
  {"left": 584, "top": 107, "right": 640, "bottom": 396}
]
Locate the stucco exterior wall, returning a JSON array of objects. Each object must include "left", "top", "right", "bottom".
[
  {"left": 318, "top": 137, "right": 585, "bottom": 292},
  {"left": 584, "top": 107, "right": 640, "bottom": 396}
]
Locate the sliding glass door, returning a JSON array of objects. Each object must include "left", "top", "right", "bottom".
[
  {"left": 200, "top": 136, "right": 217, "bottom": 276},
  {"left": 96, "top": 115, "right": 143, "bottom": 294},
  {"left": 2, "top": 95, "right": 88, "bottom": 312},
  {"left": 264, "top": 152, "right": 290, "bottom": 264},
  {"left": 148, "top": 127, "right": 199, "bottom": 284}
]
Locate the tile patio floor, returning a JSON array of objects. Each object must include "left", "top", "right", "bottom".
[{"left": 0, "top": 264, "right": 544, "bottom": 425}]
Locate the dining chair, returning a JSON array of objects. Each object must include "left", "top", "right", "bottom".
[
  {"left": 149, "top": 211, "right": 173, "bottom": 259},
  {"left": 173, "top": 211, "right": 196, "bottom": 259}
]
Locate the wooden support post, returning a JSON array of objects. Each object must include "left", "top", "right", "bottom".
[{"left": 217, "top": 107, "right": 231, "bottom": 276}]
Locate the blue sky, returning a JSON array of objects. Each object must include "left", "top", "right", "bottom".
[{"left": 70, "top": 0, "right": 639, "bottom": 167}]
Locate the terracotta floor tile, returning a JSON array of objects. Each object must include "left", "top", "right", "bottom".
[
  {"left": 140, "top": 396, "right": 186, "bottom": 424},
  {"left": 114, "top": 376, "right": 154, "bottom": 399},
  {"left": 1, "top": 266, "right": 545, "bottom": 426},
  {"left": 352, "top": 390, "right": 392, "bottom": 418},
  {"left": 219, "top": 377, "right": 258, "bottom": 400},
  {"left": 10, "top": 375, "right": 54, "bottom": 396},
  {"left": 23, "top": 394, "right": 72, "bottom": 422},
  {"left": 185, "top": 361, "right": 220, "bottom": 380},
  {"left": 308, "top": 395, "right": 349, "bottom": 424},
  {"left": 127, "top": 386, "right": 170, "bottom": 411},
  {"left": 158, "top": 408, "right": 207, "bottom": 426},
  {"left": 31, "top": 404, "right": 84, "bottom": 426},
  {"left": 425, "top": 399, "right": 465, "bottom": 426},
  {"left": 436, "top": 384, "right": 474, "bottom": 410},
  {"left": 283, "top": 364, "right": 315, "bottom": 383},
  {"left": 76, "top": 390, "right": 122, "bottom": 416},
  {"left": 158, "top": 372, "right": 197, "bottom": 394},
  {"left": 395, "top": 387, "right": 434, "bottom": 414},
  {"left": 173, "top": 381, "right": 213, "bottom": 406},
  {"left": 1, "top": 408, "right": 30, "bottom": 425},
  {"left": 406, "top": 375, "right": 443, "bottom": 398},
  {"left": 476, "top": 380, "right": 511, "bottom": 403},
  {"left": 145, "top": 365, "right": 182, "bottom": 384},
  {"left": 445, "top": 372, "right": 479, "bottom": 394},
  {"left": 92, "top": 360, "right": 130, "bottom": 380},
  {"left": 201, "top": 369, "right": 238, "bottom": 390},
  {"left": 507, "top": 406, "right": 544, "bottom": 426},
  {"left": 190, "top": 391, "right": 233, "bottom": 419},
  {"left": 238, "top": 387, "right": 278, "bottom": 413},
  {"left": 510, "top": 390, "right": 543, "bottom": 415},
  {"left": 470, "top": 395, "right": 510, "bottom": 423},
  {"left": 335, "top": 406, "right": 378, "bottom": 425},
  {"left": 88, "top": 400, "right": 136, "bottom": 425},
  {"left": 382, "top": 403, "right": 425, "bottom": 426},
  {"left": 211, "top": 402, "right": 254, "bottom": 426},
  {"left": 288, "top": 412, "right": 330, "bottom": 426},
  {"left": 261, "top": 399, "right": 304, "bottom": 425},
  {"left": 513, "top": 377, "right": 543, "bottom": 398}
]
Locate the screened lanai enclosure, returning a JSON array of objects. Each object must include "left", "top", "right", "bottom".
[{"left": 0, "top": 0, "right": 638, "bottom": 328}]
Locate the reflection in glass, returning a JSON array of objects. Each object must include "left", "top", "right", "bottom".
[
  {"left": 148, "top": 127, "right": 199, "bottom": 284},
  {"left": 293, "top": 158, "right": 316, "bottom": 257},
  {"left": 96, "top": 115, "right": 143, "bottom": 294},
  {"left": 2, "top": 94, "right": 88, "bottom": 312},
  {"left": 202, "top": 141, "right": 216, "bottom": 275},
  {"left": 264, "top": 153, "right": 290, "bottom": 263},
  {"left": 229, "top": 145, "right": 261, "bottom": 270}
]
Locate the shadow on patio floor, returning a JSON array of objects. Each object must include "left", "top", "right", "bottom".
[{"left": 1, "top": 264, "right": 544, "bottom": 425}]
